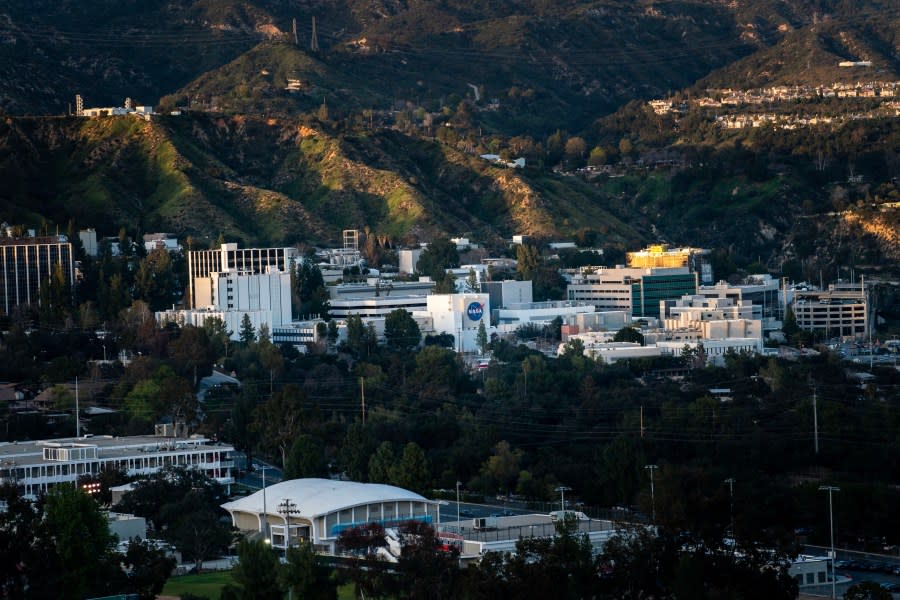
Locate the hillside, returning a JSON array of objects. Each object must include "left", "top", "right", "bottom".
[
  {"left": 1, "top": 2, "right": 900, "bottom": 278},
  {"left": 0, "top": 113, "right": 645, "bottom": 246}
]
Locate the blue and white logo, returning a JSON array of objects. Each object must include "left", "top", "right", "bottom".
[{"left": 466, "top": 302, "right": 484, "bottom": 321}]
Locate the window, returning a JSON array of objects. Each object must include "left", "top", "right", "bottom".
[
  {"left": 818, "top": 571, "right": 826, "bottom": 583},
  {"left": 806, "top": 573, "right": 815, "bottom": 584}
]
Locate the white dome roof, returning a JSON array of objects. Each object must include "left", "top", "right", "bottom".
[{"left": 222, "top": 478, "right": 432, "bottom": 518}]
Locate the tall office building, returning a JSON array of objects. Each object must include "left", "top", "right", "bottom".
[
  {"left": 567, "top": 266, "right": 697, "bottom": 319},
  {"left": 187, "top": 243, "right": 297, "bottom": 309},
  {"left": 0, "top": 235, "right": 74, "bottom": 315}
]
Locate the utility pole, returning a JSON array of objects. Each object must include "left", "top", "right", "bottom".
[
  {"left": 278, "top": 498, "right": 301, "bottom": 559},
  {"left": 75, "top": 377, "right": 80, "bottom": 437},
  {"left": 292, "top": 18, "right": 298, "bottom": 46},
  {"left": 819, "top": 486, "right": 840, "bottom": 600},
  {"left": 724, "top": 477, "right": 735, "bottom": 554},
  {"left": 310, "top": 16, "right": 319, "bottom": 52},
  {"left": 360, "top": 377, "right": 366, "bottom": 425},
  {"left": 812, "top": 384, "right": 819, "bottom": 454},
  {"left": 645, "top": 464, "right": 658, "bottom": 524},
  {"left": 640, "top": 404, "right": 644, "bottom": 439}
]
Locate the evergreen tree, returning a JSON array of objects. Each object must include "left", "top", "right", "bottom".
[{"left": 239, "top": 314, "right": 256, "bottom": 345}]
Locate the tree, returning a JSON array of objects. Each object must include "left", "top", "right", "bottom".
[
  {"left": 38, "top": 262, "right": 72, "bottom": 327},
  {"left": 340, "top": 422, "right": 374, "bottom": 482},
  {"left": 384, "top": 308, "right": 422, "bottom": 351},
  {"left": 253, "top": 384, "right": 310, "bottom": 467},
  {"left": 391, "top": 442, "right": 430, "bottom": 496},
  {"left": 203, "top": 316, "right": 233, "bottom": 359},
  {"left": 476, "top": 321, "right": 489, "bottom": 355},
  {"left": 229, "top": 386, "right": 260, "bottom": 470},
  {"left": 565, "top": 136, "right": 587, "bottom": 167},
  {"left": 844, "top": 582, "right": 892, "bottom": 600},
  {"left": 114, "top": 467, "right": 229, "bottom": 532},
  {"left": 281, "top": 539, "right": 338, "bottom": 600},
  {"left": 433, "top": 271, "right": 458, "bottom": 294},
  {"left": 295, "top": 259, "right": 329, "bottom": 318},
  {"left": 396, "top": 521, "right": 460, "bottom": 600},
  {"left": 479, "top": 441, "right": 523, "bottom": 496},
  {"left": 257, "top": 328, "right": 284, "bottom": 395},
  {"left": 336, "top": 524, "right": 392, "bottom": 599},
  {"left": 239, "top": 314, "right": 256, "bottom": 345},
  {"left": 465, "top": 268, "right": 480, "bottom": 293},
  {"left": 368, "top": 441, "right": 395, "bottom": 484},
  {"left": 588, "top": 146, "right": 608, "bottom": 166},
  {"left": 43, "top": 484, "right": 118, "bottom": 600},
  {"left": 285, "top": 435, "right": 328, "bottom": 479},
  {"left": 169, "top": 325, "right": 215, "bottom": 386},
  {"left": 168, "top": 508, "right": 234, "bottom": 573},
  {"left": 134, "top": 248, "right": 177, "bottom": 311},
  {"left": 515, "top": 245, "right": 541, "bottom": 281},
  {"left": 227, "top": 538, "right": 283, "bottom": 600},
  {"left": 416, "top": 238, "right": 460, "bottom": 279},
  {"left": 613, "top": 326, "right": 644, "bottom": 345},
  {"left": 119, "top": 539, "right": 178, "bottom": 600}
]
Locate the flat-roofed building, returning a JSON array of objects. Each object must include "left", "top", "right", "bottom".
[
  {"left": 699, "top": 274, "right": 783, "bottom": 331},
  {"left": 627, "top": 244, "right": 711, "bottom": 283},
  {"left": 187, "top": 243, "right": 296, "bottom": 309},
  {"left": 330, "top": 295, "right": 430, "bottom": 319},
  {"left": 567, "top": 266, "right": 697, "bottom": 319},
  {"left": 0, "top": 234, "right": 74, "bottom": 315},
  {"left": 792, "top": 282, "right": 868, "bottom": 338},
  {"left": 0, "top": 434, "right": 235, "bottom": 499}
]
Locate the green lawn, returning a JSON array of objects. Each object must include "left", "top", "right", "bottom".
[
  {"left": 162, "top": 571, "right": 235, "bottom": 599},
  {"left": 162, "top": 570, "right": 356, "bottom": 600}
]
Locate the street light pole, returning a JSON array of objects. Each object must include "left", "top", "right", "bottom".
[
  {"left": 645, "top": 465, "right": 658, "bottom": 524},
  {"left": 555, "top": 485, "right": 571, "bottom": 512},
  {"left": 819, "top": 485, "right": 840, "bottom": 600},
  {"left": 260, "top": 466, "right": 272, "bottom": 545},
  {"left": 724, "top": 477, "right": 735, "bottom": 555},
  {"left": 456, "top": 481, "right": 461, "bottom": 528}
]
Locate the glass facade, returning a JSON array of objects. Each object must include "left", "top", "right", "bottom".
[
  {"left": 631, "top": 274, "right": 698, "bottom": 318},
  {"left": 0, "top": 239, "right": 73, "bottom": 315}
]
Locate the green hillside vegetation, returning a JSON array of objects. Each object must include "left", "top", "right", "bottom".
[{"left": 0, "top": 114, "right": 650, "bottom": 247}]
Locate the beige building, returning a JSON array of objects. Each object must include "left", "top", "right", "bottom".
[{"left": 792, "top": 283, "right": 868, "bottom": 339}]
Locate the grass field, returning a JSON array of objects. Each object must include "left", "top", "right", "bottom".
[
  {"left": 162, "top": 570, "right": 356, "bottom": 599},
  {"left": 162, "top": 571, "right": 235, "bottom": 599}
]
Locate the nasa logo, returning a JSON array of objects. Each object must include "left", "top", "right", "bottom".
[{"left": 466, "top": 301, "right": 484, "bottom": 321}]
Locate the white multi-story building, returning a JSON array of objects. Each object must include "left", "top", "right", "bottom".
[
  {"left": 158, "top": 268, "right": 292, "bottom": 340},
  {"left": 187, "top": 243, "right": 296, "bottom": 309},
  {"left": 329, "top": 295, "right": 430, "bottom": 320},
  {"left": 0, "top": 433, "right": 235, "bottom": 499},
  {"left": 566, "top": 266, "right": 698, "bottom": 319},
  {"left": 698, "top": 275, "right": 784, "bottom": 332},
  {"left": 329, "top": 278, "right": 435, "bottom": 302},
  {"left": 661, "top": 295, "right": 763, "bottom": 341},
  {"left": 496, "top": 301, "right": 596, "bottom": 329},
  {"left": 417, "top": 293, "right": 492, "bottom": 353}
]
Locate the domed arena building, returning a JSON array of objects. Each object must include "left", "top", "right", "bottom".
[{"left": 222, "top": 478, "right": 440, "bottom": 553}]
